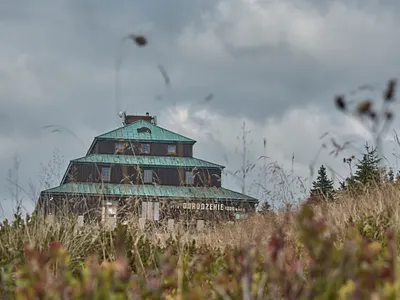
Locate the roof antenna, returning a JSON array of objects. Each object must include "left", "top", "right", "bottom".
[{"left": 118, "top": 110, "right": 127, "bottom": 126}]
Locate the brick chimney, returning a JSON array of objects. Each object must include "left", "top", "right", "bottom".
[{"left": 124, "top": 112, "right": 156, "bottom": 125}]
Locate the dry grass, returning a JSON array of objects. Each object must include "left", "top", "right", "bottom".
[
  {"left": 0, "top": 183, "right": 400, "bottom": 299},
  {"left": 3, "top": 181, "right": 400, "bottom": 258},
  {"left": 169, "top": 181, "right": 400, "bottom": 250}
]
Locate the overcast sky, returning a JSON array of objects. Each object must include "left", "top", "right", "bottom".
[{"left": 1, "top": 0, "right": 399, "bottom": 219}]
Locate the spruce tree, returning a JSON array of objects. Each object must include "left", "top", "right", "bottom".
[
  {"left": 386, "top": 167, "right": 395, "bottom": 182},
  {"left": 353, "top": 143, "right": 384, "bottom": 187},
  {"left": 259, "top": 201, "right": 272, "bottom": 214},
  {"left": 310, "top": 164, "right": 335, "bottom": 200}
]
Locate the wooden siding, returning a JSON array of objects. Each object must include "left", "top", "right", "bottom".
[
  {"left": 37, "top": 194, "right": 103, "bottom": 221},
  {"left": 64, "top": 163, "right": 221, "bottom": 187},
  {"left": 90, "top": 140, "right": 193, "bottom": 157},
  {"left": 37, "top": 194, "right": 257, "bottom": 225},
  {"left": 193, "top": 168, "right": 221, "bottom": 187}
]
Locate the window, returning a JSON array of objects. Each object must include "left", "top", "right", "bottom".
[
  {"left": 142, "top": 201, "right": 159, "bottom": 221},
  {"left": 101, "top": 200, "right": 117, "bottom": 228},
  {"left": 141, "top": 143, "right": 150, "bottom": 154},
  {"left": 143, "top": 169, "right": 153, "bottom": 183},
  {"left": 115, "top": 142, "right": 124, "bottom": 153},
  {"left": 167, "top": 144, "right": 176, "bottom": 155},
  {"left": 137, "top": 127, "right": 152, "bottom": 134},
  {"left": 101, "top": 167, "right": 111, "bottom": 182},
  {"left": 185, "top": 170, "right": 194, "bottom": 185}
]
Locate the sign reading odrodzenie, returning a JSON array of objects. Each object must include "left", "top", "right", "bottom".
[{"left": 182, "top": 202, "right": 245, "bottom": 212}]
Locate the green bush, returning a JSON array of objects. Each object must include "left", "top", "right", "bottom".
[{"left": 355, "top": 212, "right": 393, "bottom": 245}]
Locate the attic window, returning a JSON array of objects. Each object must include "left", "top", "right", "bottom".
[{"left": 137, "top": 127, "right": 151, "bottom": 134}]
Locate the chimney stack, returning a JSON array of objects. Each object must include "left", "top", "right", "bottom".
[{"left": 124, "top": 112, "right": 156, "bottom": 125}]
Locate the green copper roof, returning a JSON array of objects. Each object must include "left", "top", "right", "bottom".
[
  {"left": 72, "top": 154, "right": 225, "bottom": 169},
  {"left": 96, "top": 120, "right": 196, "bottom": 143},
  {"left": 41, "top": 183, "right": 258, "bottom": 202}
]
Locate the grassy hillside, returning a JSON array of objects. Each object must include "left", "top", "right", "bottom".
[{"left": 1, "top": 182, "right": 400, "bottom": 299}]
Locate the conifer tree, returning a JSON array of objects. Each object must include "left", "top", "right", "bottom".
[
  {"left": 386, "top": 167, "right": 395, "bottom": 182},
  {"left": 310, "top": 165, "right": 335, "bottom": 200},
  {"left": 259, "top": 201, "right": 272, "bottom": 214},
  {"left": 353, "top": 143, "right": 384, "bottom": 187}
]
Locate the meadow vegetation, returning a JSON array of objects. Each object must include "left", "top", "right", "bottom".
[{"left": 2, "top": 178, "right": 400, "bottom": 298}]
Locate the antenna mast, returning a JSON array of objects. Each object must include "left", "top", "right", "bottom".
[
  {"left": 118, "top": 111, "right": 127, "bottom": 126},
  {"left": 263, "top": 137, "right": 269, "bottom": 209}
]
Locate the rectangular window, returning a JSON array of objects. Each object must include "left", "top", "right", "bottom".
[
  {"left": 185, "top": 170, "right": 194, "bottom": 185},
  {"left": 115, "top": 142, "right": 124, "bottom": 153},
  {"left": 101, "top": 167, "right": 111, "bottom": 182},
  {"left": 141, "top": 202, "right": 148, "bottom": 218},
  {"left": 101, "top": 200, "right": 117, "bottom": 227},
  {"left": 154, "top": 202, "right": 159, "bottom": 221},
  {"left": 167, "top": 144, "right": 176, "bottom": 154},
  {"left": 141, "top": 143, "right": 150, "bottom": 154},
  {"left": 141, "top": 201, "right": 159, "bottom": 221},
  {"left": 143, "top": 169, "right": 153, "bottom": 183},
  {"left": 147, "top": 201, "right": 153, "bottom": 220}
]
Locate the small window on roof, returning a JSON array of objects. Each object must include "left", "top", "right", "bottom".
[{"left": 137, "top": 127, "right": 151, "bottom": 134}]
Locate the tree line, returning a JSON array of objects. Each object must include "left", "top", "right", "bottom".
[
  {"left": 309, "top": 142, "right": 396, "bottom": 202},
  {"left": 259, "top": 142, "right": 397, "bottom": 212}
]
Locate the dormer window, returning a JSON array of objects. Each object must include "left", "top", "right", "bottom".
[
  {"left": 140, "top": 143, "right": 150, "bottom": 154},
  {"left": 137, "top": 127, "right": 151, "bottom": 134},
  {"left": 167, "top": 144, "right": 176, "bottom": 155}
]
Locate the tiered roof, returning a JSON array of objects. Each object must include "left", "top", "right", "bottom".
[{"left": 41, "top": 117, "right": 258, "bottom": 203}]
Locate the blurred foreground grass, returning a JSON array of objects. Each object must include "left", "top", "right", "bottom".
[{"left": 2, "top": 182, "right": 400, "bottom": 299}]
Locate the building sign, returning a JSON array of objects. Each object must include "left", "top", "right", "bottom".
[{"left": 182, "top": 202, "right": 245, "bottom": 212}]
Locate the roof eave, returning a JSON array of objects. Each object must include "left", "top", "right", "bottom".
[
  {"left": 60, "top": 162, "right": 73, "bottom": 185},
  {"left": 85, "top": 138, "right": 97, "bottom": 156},
  {"left": 71, "top": 154, "right": 224, "bottom": 169},
  {"left": 73, "top": 161, "right": 224, "bottom": 170}
]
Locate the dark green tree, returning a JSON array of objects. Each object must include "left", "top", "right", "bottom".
[
  {"left": 386, "top": 167, "right": 395, "bottom": 182},
  {"left": 353, "top": 143, "right": 384, "bottom": 187},
  {"left": 310, "top": 165, "right": 335, "bottom": 200},
  {"left": 259, "top": 201, "right": 272, "bottom": 214}
]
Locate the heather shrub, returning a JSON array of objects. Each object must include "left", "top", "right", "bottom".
[{"left": 354, "top": 211, "right": 393, "bottom": 245}]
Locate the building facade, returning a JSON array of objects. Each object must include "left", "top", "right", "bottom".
[{"left": 37, "top": 113, "right": 259, "bottom": 228}]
